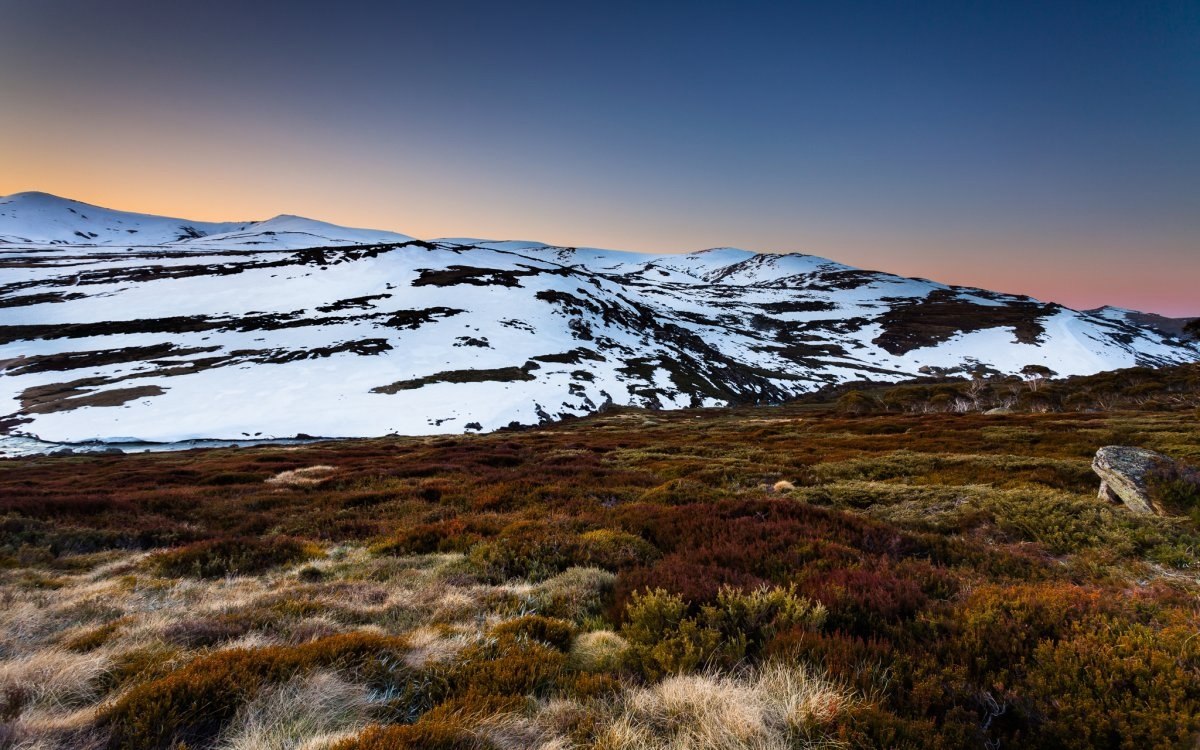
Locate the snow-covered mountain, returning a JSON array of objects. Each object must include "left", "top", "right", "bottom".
[
  {"left": 0, "top": 192, "right": 412, "bottom": 249},
  {"left": 1, "top": 193, "right": 1196, "bottom": 443}
]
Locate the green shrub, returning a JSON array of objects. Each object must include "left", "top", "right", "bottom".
[
  {"left": 621, "top": 585, "right": 826, "bottom": 678},
  {"left": 951, "top": 582, "right": 1102, "bottom": 686},
  {"left": 986, "top": 489, "right": 1130, "bottom": 555},
  {"left": 371, "top": 518, "right": 495, "bottom": 556},
  {"left": 467, "top": 523, "right": 656, "bottom": 583},
  {"left": 160, "top": 616, "right": 254, "bottom": 649},
  {"left": 63, "top": 619, "right": 124, "bottom": 652},
  {"left": 103, "top": 644, "right": 182, "bottom": 692},
  {"left": 838, "top": 390, "right": 877, "bottom": 413},
  {"left": 576, "top": 528, "right": 660, "bottom": 569},
  {"left": 637, "top": 478, "right": 729, "bottom": 505},
  {"left": 335, "top": 696, "right": 527, "bottom": 748},
  {"left": 201, "top": 472, "right": 267, "bottom": 486},
  {"left": 467, "top": 530, "right": 569, "bottom": 583},
  {"left": 1, "top": 684, "right": 31, "bottom": 722},
  {"left": 1147, "top": 460, "right": 1200, "bottom": 519},
  {"left": 297, "top": 564, "right": 326, "bottom": 582},
  {"left": 1021, "top": 619, "right": 1200, "bottom": 749}
]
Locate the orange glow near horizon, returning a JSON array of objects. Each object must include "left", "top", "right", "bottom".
[
  {"left": 1, "top": 167, "right": 1195, "bottom": 318},
  {"left": 2, "top": 80, "right": 1195, "bottom": 319}
]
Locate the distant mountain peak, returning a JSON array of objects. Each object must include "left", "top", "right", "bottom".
[
  {"left": 0, "top": 191, "right": 412, "bottom": 249},
  {"left": 4, "top": 190, "right": 66, "bottom": 201}
]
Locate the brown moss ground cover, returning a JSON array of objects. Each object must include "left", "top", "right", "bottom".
[{"left": 2, "top": 379, "right": 1200, "bottom": 748}]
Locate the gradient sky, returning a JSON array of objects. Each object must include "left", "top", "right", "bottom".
[{"left": 2, "top": 0, "right": 1197, "bottom": 315}]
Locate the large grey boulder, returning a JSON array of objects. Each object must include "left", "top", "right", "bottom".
[{"left": 1092, "top": 446, "right": 1176, "bottom": 515}]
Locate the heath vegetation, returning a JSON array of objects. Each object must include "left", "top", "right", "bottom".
[{"left": 2, "top": 364, "right": 1200, "bottom": 748}]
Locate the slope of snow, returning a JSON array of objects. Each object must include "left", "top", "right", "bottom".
[
  {"left": 1, "top": 194, "right": 1196, "bottom": 444},
  {"left": 177, "top": 215, "right": 414, "bottom": 249},
  {"left": 0, "top": 192, "right": 412, "bottom": 250},
  {"left": 0, "top": 192, "right": 251, "bottom": 246}
]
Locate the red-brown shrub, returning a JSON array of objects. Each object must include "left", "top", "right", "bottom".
[{"left": 151, "top": 535, "right": 321, "bottom": 578}]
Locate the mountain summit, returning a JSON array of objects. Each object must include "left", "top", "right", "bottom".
[
  {"left": 1, "top": 194, "right": 1196, "bottom": 443},
  {"left": 0, "top": 192, "right": 412, "bottom": 248}
]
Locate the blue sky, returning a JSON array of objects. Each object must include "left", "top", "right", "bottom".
[{"left": 2, "top": 0, "right": 1197, "bottom": 313}]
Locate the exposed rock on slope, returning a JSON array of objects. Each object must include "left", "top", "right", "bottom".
[
  {"left": 1093, "top": 446, "right": 1174, "bottom": 514},
  {"left": 1093, "top": 446, "right": 1199, "bottom": 515}
]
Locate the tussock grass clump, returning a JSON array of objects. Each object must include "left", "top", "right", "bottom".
[
  {"left": 528, "top": 566, "right": 616, "bottom": 624},
  {"left": 104, "top": 633, "right": 412, "bottom": 749},
  {"left": 475, "top": 661, "right": 849, "bottom": 750},
  {"left": 215, "top": 670, "right": 375, "bottom": 750},
  {"left": 595, "top": 663, "right": 848, "bottom": 750},
  {"left": 151, "top": 536, "right": 323, "bottom": 578},
  {"left": 403, "top": 626, "right": 475, "bottom": 670},
  {"left": 333, "top": 662, "right": 849, "bottom": 750},
  {"left": 265, "top": 465, "right": 338, "bottom": 487},
  {"left": 569, "top": 630, "right": 630, "bottom": 673},
  {"left": 264, "top": 465, "right": 338, "bottom": 489},
  {"left": 0, "top": 648, "right": 110, "bottom": 712}
]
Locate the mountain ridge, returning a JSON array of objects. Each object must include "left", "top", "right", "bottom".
[
  {"left": 1, "top": 193, "right": 1197, "bottom": 443},
  {"left": 0, "top": 191, "right": 413, "bottom": 249}
]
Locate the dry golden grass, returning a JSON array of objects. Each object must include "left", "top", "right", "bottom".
[
  {"left": 591, "top": 663, "right": 849, "bottom": 750},
  {"left": 0, "top": 548, "right": 476, "bottom": 747},
  {"left": 0, "top": 544, "right": 634, "bottom": 748},
  {"left": 568, "top": 631, "right": 629, "bottom": 673},
  {"left": 215, "top": 671, "right": 375, "bottom": 750},
  {"left": 402, "top": 626, "right": 476, "bottom": 669},
  {"left": 265, "top": 465, "right": 337, "bottom": 487},
  {"left": 481, "top": 662, "right": 850, "bottom": 750},
  {"left": 0, "top": 649, "right": 111, "bottom": 712}
]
